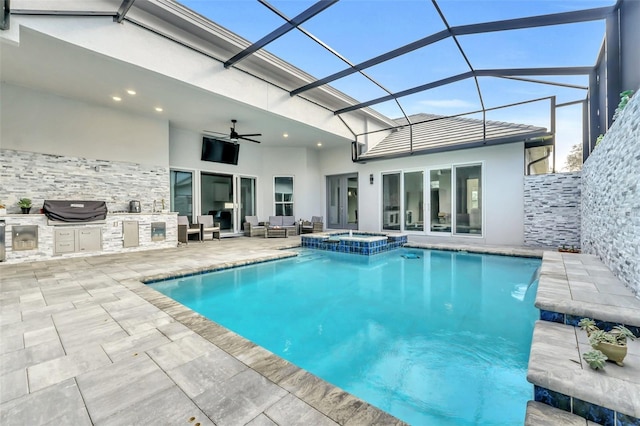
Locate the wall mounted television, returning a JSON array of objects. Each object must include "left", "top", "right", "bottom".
[{"left": 201, "top": 136, "right": 239, "bottom": 165}]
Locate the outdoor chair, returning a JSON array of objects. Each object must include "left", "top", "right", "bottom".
[
  {"left": 301, "top": 216, "right": 323, "bottom": 233},
  {"left": 244, "top": 215, "right": 265, "bottom": 237},
  {"left": 177, "top": 215, "right": 201, "bottom": 243},
  {"left": 197, "top": 215, "right": 221, "bottom": 241}
]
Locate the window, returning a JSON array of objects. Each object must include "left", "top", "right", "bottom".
[
  {"left": 382, "top": 173, "right": 400, "bottom": 230},
  {"left": 274, "top": 176, "right": 293, "bottom": 216},
  {"left": 454, "top": 165, "right": 482, "bottom": 235},
  {"left": 170, "top": 170, "right": 193, "bottom": 220}
]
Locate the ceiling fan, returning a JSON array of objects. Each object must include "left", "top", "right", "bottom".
[{"left": 204, "top": 119, "right": 262, "bottom": 144}]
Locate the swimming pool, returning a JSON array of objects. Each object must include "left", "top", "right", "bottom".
[{"left": 149, "top": 248, "right": 540, "bottom": 425}]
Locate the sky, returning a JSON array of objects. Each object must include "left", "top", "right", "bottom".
[{"left": 179, "top": 0, "right": 614, "bottom": 171}]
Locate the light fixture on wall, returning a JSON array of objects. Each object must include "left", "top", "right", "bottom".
[
  {"left": 224, "top": 202, "right": 234, "bottom": 209},
  {"left": 370, "top": 174, "right": 374, "bottom": 185}
]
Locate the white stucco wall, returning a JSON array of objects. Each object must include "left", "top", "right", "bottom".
[
  {"left": 169, "top": 126, "right": 324, "bottom": 222},
  {"left": 318, "top": 142, "right": 526, "bottom": 246},
  {"left": 0, "top": 83, "right": 169, "bottom": 165}
]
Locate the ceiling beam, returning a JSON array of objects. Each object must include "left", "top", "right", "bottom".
[
  {"left": 224, "top": 0, "right": 338, "bottom": 69},
  {"left": 291, "top": 5, "right": 613, "bottom": 97},
  {"left": 334, "top": 67, "right": 592, "bottom": 115},
  {"left": 115, "top": 0, "right": 136, "bottom": 24}
]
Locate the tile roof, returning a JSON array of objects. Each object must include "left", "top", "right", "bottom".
[{"left": 359, "top": 113, "right": 550, "bottom": 160}]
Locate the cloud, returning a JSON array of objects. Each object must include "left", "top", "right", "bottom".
[{"left": 418, "top": 99, "right": 477, "bottom": 109}]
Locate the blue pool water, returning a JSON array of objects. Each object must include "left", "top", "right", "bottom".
[{"left": 149, "top": 248, "right": 540, "bottom": 425}]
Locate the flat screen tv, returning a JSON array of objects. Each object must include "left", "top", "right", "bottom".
[{"left": 201, "top": 136, "right": 239, "bottom": 165}]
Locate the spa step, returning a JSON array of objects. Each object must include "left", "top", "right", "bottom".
[
  {"left": 527, "top": 321, "right": 640, "bottom": 424},
  {"left": 525, "top": 401, "right": 587, "bottom": 425}
]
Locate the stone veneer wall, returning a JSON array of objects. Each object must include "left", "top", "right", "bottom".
[
  {"left": 582, "top": 92, "right": 640, "bottom": 295},
  {"left": 524, "top": 172, "right": 581, "bottom": 248},
  {"left": 0, "top": 149, "right": 169, "bottom": 213}
]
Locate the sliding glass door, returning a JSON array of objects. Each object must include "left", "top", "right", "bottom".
[
  {"left": 327, "top": 173, "right": 358, "bottom": 230},
  {"left": 454, "top": 165, "right": 482, "bottom": 235},
  {"left": 429, "top": 168, "right": 452, "bottom": 233},
  {"left": 238, "top": 176, "right": 256, "bottom": 232},
  {"left": 382, "top": 173, "right": 401, "bottom": 230},
  {"left": 201, "top": 173, "right": 234, "bottom": 232},
  {"left": 404, "top": 171, "right": 424, "bottom": 231}
]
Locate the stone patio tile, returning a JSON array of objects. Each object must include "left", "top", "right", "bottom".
[
  {"left": 0, "top": 315, "right": 53, "bottom": 340},
  {"left": 116, "top": 310, "right": 174, "bottom": 335},
  {"left": 27, "top": 344, "right": 112, "bottom": 392},
  {"left": 147, "top": 333, "right": 217, "bottom": 371},
  {"left": 567, "top": 281, "right": 598, "bottom": 292},
  {"left": 0, "top": 368, "right": 28, "bottom": 404},
  {"left": 265, "top": 393, "right": 339, "bottom": 426},
  {"left": 325, "top": 392, "right": 368, "bottom": 424},
  {"left": 572, "top": 292, "right": 640, "bottom": 309},
  {"left": 23, "top": 325, "right": 59, "bottom": 348},
  {"left": 41, "top": 285, "right": 91, "bottom": 305},
  {"left": 102, "top": 328, "right": 171, "bottom": 362},
  {"left": 193, "top": 368, "right": 288, "bottom": 426},
  {"left": 20, "top": 301, "right": 75, "bottom": 321},
  {"left": 0, "top": 379, "right": 91, "bottom": 426},
  {"left": 57, "top": 321, "right": 128, "bottom": 354},
  {"left": 157, "top": 320, "right": 193, "bottom": 341},
  {"left": 76, "top": 354, "right": 175, "bottom": 423},
  {"left": 165, "top": 350, "right": 247, "bottom": 398},
  {"left": 0, "top": 339, "right": 65, "bottom": 376},
  {"left": 99, "top": 385, "right": 215, "bottom": 426},
  {"left": 0, "top": 332, "right": 24, "bottom": 355},
  {"left": 71, "top": 293, "right": 120, "bottom": 309},
  {"left": 52, "top": 304, "right": 110, "bottom": 326},
  {"left": 245, "top": 413, "right": 277, "bottom": 426},
  {"left": 0, "top": 305, "right": 22, "bottom": 326}
]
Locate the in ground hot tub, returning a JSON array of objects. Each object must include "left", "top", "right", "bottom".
[{"left": 301, "top": 231, "right": 407, "bottom": 255}]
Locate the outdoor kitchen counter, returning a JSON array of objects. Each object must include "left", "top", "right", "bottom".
[{"left": 0, "top": 212, "right": 178, "bottom": 264}]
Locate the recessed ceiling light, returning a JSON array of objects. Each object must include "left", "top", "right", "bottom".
[
  {"left": 154, "top": 107, "right": 163, "bottom": 112},
  {"left": 317, "top": 142, "right": 322, "bottom": 147},
  {"left": 126, "top": 89, "right": 136, "bottom": 95},
  {"left": 112, "top": 96, "right": 122, "bottom": 102},
  {"left": 283, "top": 133, "right": 288, "bottom": 138}
]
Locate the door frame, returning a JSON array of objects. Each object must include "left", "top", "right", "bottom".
[{"left": 326, "top": 173, "right": 358, "bottom": 230}]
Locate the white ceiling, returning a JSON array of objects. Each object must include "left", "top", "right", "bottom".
[{"left": 0, "top": 25, "right": 353, "bottom": 149}]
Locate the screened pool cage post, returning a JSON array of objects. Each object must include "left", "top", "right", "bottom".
[{"left": 551, "top": 96, "right": 557, "bottom": 173}]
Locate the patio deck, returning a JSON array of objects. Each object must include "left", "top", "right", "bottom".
[{"left": 1, "top": 237, "right": 638, "bottom": 425}]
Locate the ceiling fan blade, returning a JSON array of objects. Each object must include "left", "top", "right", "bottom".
[
  {"left": 238, "top": 133, "right": 262, "bottom": 137},
  {"left": 239, "top": 136, "right": 261, "bottom": 144}
]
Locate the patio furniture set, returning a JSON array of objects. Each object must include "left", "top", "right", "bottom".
[
  {"left": 177, "top": 215, "right": 220, "bottom": 243},
  {"left": 244, "top": 215, "right": 324, "bottom": 238}
]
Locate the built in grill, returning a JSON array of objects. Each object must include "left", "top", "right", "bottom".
[{"left": 43, "top": 200, "right": 108, "bottom": 223}]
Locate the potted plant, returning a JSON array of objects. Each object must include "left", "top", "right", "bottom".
[
  {"left": 579, "top": 318, "right": 636, "bottom": 368},
  {"left": 18, "top": 198, "right": 32, "bottom": 214}
]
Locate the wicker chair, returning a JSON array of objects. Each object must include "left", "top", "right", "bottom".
[
  {"left": 301, "top": 216, "right": 323, "bottom": 233},
  {"left": 244, "top": 216, "right": 265, "bottom": 237},
  {"left": 177, "top": 215, "right": 201, "bottom": 243},
  {"left": 197, "top": 215, "right": 221, "bottom": 241}
]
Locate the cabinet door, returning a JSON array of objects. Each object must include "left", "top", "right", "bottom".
[
  {"left": 54, "top": 229, "right": 76, "bottom": 254},
  {"left": 123, "top": 221, "right": 139, "bottom": 248},
  {"left": 78, "top": 228, "right": 101, "bottom": 252}
]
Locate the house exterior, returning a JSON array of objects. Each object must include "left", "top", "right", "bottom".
[{"left": 1, "top": 0, "right": 634, "bottom": 263}]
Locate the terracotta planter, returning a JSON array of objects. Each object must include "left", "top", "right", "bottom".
[{"left": 594, "top": 341, "right": 627, "bottom": 366}]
